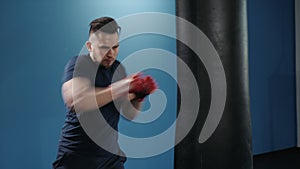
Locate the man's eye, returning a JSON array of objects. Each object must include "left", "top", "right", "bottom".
[
  {"left": 112, "top": 45, "right": 119, "bottom": 49},
  {"left": 100, "top": 47, "right": 110, "bottom": 50}
]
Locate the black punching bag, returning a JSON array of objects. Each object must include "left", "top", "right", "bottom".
[{"left": 174, "top": 0, "right": 253, "bottom": 169}]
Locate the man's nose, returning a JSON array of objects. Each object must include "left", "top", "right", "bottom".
[{"left": 106, "top": 48, "right": 114, "bottom": 56}]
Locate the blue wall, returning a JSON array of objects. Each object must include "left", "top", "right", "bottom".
[
  {"left": 248, "top": 0, "right": 296, "bottom": 154},
  {"left": 0, "top": 0, "right": 298, "bottom": 168},
  {"left": 0, "top": 0, "right": 176, "bottom": 169}
]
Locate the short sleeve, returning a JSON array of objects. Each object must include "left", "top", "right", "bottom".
[
  {"left": 61, "top": 56, "right": 77, "bottom": 83},
  {"left": 73, "top": 55, "right": 97, "bottom": 80},
  {"left": 61, "top": 55, "right": 97, "bottom": 84}
]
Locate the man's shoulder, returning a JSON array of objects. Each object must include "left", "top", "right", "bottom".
[
  {"left": 69, "top": 54, "right": 96, "bottom": 69},
  {"left": 67, "top": 54, "right": 90, "bottom": 63},
  {"left": 65, "top": 55, "right": 78, "bottom": 66},
  {"left": 64, "top": 54, "right": 96, "bottom": 81}
]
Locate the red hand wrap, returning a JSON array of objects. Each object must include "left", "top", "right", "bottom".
[{"left": 129, "top": 74, "right": 158, "bottom": 101}]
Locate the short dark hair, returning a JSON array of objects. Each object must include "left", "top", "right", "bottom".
[{"left": 89, "top": 17, "right": 121, "bottom": 36}]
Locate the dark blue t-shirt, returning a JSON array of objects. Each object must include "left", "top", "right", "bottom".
[{"left": 54, "top": 54, "right": 127, "bottom": 169}]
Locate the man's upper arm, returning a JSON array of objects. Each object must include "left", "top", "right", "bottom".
[{"left": 61, "top": 77, "right": 91, "bottom": 109}]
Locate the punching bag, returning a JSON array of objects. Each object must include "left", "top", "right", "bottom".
[{"left": 174, "top": 0, "right": 253, "bottom": 169}]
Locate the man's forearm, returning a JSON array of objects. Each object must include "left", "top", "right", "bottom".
[{"left": 72, "top": 87, "right": 112, "bottom": 112}]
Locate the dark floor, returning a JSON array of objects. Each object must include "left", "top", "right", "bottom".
[{"left": 253, "top": 147, "right": 300, "bottom": 169}]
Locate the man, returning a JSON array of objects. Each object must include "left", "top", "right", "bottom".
[{"left": 53, "top": 17, "right": 157, "bottom": 169}]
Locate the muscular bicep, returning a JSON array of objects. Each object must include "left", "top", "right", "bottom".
[
  {"left": 62, "top": 77, "right": 117, "bottom": 112},
  {"left": 61, "top": 77, "right": 92, "bottom": 109}
]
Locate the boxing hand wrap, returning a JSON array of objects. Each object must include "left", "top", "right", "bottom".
[
  {"left": 129, "top": 74, "right": 158, "bottom": 102},
  {"left": 110, "top": 73, "right": 158, "bottom": 102}
]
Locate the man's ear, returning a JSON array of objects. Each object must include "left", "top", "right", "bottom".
[{"left": 86, "top": 41, "right": 92, "bottom": 52}]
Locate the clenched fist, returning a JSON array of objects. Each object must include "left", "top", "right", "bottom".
[{"left": 129, "top": 74, "right": 158, "bottom": 101}]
